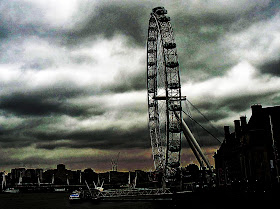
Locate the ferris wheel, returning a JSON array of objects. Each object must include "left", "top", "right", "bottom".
[{"left": 147, "top": 7, "right": 184, "bottom": 180}]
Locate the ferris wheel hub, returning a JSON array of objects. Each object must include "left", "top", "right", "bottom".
[{"left": 153, "top": 96, "right": 186, "bottom": 101}]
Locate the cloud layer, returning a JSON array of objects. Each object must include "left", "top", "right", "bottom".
[{"left": 0, "top": 0, "right": 280, "bottom": 171}]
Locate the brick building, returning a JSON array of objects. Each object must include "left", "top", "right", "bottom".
[{"left": 214, "top": 104, "right": 280, "bottom": 190}]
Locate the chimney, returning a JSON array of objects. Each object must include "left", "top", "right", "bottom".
[
  {"left": 240, "top": 116, "right": 247, "bottom": 132},
  {"left": 251, "top": 104, "right": 262, "bottom": 116},
  {"left": 224, "top": 126, "right": 230, "bottom": 143},
  {"left": 234, "top": 120, "right": 241, "bottom": 138}
]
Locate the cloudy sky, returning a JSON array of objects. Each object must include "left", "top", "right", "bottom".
[{"left": 0, "top": 0, "right": 280, "bottom": 172}]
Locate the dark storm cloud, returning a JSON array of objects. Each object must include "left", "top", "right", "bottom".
[
  {"left": 0, "top": 93, "right": 64, "bottom": 116},
  {"left": 107, "top": 68, "right": 146, "bottom": 93},
  {"left": 33, "top": 126, "right": 150, "bottom": 150},
  {"left": 191, "top": 109, "right": 230, "bottom": 123},
  {"left": 0, "top": 23, "right": 10, "bottom": 40},
  {"left": 194, "top": 96, "right": 257, "bottom": 115},
  {"left": 70, "top": 127, "right": 150, "bottom": 149},
  {"left": 0, "top": 124, "right": 150, "bottom": 150},
  {"left": 216, "top": 92, "right": 277, "bottom": 113},
  {"left": 0, "top": 116, "right": 59, "bottom": 148},
  {"left": 0, "top": 89, "right": 89, "bottom": 117},
  {"left": 0, "top": 92, "right": 149, "bottom": 150},
  {"left": 0, "top": 0, "right": 59, "bottom": 40},
  {"left": 182, "top": 88, "right": 280, "bottom": 147},
  {"left": 183, "top": 94, "right": 277, "bottom": 143},
  {"left": 174, "top": 1, "right": 280, "bottom": 81},
  {"left": 174, "top": 0, "right": 279, "bottom": 36},
  {"left": 0, "top": 136, "right": 35, "bottom": 148},
  {"left": 66, "top": 2, "right": 149, "bottom": 47},
  {"left": 0, "top": 0, "right": 280, "bottom": 172},
  {"left": 260, "top": 59, "right": 280, "bottom": 76},
  {"left": 0, "top": 17, "right": 59, "bottom": 48}
]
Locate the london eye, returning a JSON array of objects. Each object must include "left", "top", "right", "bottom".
[
  {"left": 147, "top": 7, "right": 213, "bottom": 183},
  {"left": 147, "top": 7, "right": 183, "bottom": 180}
]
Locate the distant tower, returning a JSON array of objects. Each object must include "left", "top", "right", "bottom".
[
  {"left": 2, "top": 172, "right": 6, "bottom": 190},
  {"left": 97, "top": 174, "right": 101, "bottom": 186},
  {"left": 134, "top": 172, "right": 137, "bottom": 189},
  {"left": 37, "top": 175, "right": 41, "bottom": 187},
  {"left": 79, "top": 171, "right": 82, "bottom": 184},
  {"left": 57, "top": 164, "right": 66, "bottom": 172},
  {"left": 18, "top": 172, "right": 23, "bottom": 185},
  {"left": 128, "top": 171, "right": 131, "bottom": 185},
  {"left": 52, "top": 174, "right": 55, "bottom": 184}
]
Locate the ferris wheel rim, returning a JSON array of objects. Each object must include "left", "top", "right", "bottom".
[{"left": 147, "top": 7, "right": 183, "bottom": 179}]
